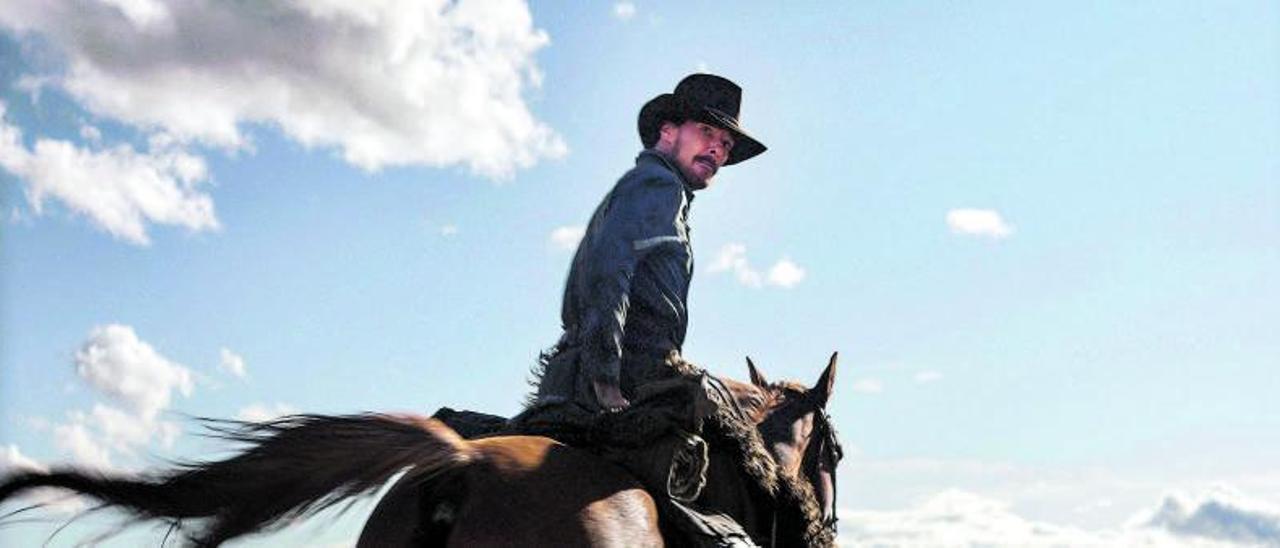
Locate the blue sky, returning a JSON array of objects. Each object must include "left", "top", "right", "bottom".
[{"left": 1, "top": 1, "right": 1277, "bottom": 545}]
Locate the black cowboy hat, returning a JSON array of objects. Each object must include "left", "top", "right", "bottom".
[{"left": 638, "top": 73, "right": 767, "bottom": 166}]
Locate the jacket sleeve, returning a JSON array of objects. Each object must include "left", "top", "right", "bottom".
[{"left": 577, "top": 175, "right": 685, "bottom": 387}]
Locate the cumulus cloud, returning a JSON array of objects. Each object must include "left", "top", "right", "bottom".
[
  {"left": 0, "top": 103, "right": 219, "bottom": 245},
  {"left": 946, "top": 208, "right": 1014, "bottom": 239},
  {"left": 74, "top": 324, "right": 193, "bottom": 419},
  {"left": 236, "top": 403, "right": 299, "bottom": 423},
  {"left": 613, "top": 2, "right": 637, "bottom": 20},
  {"left": 219, "top": 347, "right": 247, "bottom": 379},
  {"left": 54, "top": 324, "right": 193, "bottom": 470},
  {"left": 0, "top": 0, "right": 565, "bottom": 178},
  {"left": 708, "top": 244, "right": 807, "bottom": 289},
  {"left": 767, "top": 258, "right": 806, "bottom": 288},
  {"left": 549, "top": 225, "right": 585, "bottom": 251}
]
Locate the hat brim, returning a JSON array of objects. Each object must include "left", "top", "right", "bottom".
[{"left": 638, "top": 94, "right": 766, "bottom": 166}]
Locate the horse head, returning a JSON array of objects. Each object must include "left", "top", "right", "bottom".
[{"left": 744, "top": 352, "right": 844, "bottom": 534}]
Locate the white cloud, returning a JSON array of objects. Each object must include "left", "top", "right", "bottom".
[
  {"left": 440, "top": 224, "right": 459, "bottom": 237},
  {"left": 914, "top": 370, "right": 943, "bottom": 383},
  {"left": 83, "top": 404, "right": 152, "bottom": 454},
  {"left": 50, "top": 324, "right": 194, "bottom": 471},
  {"left": 219, "top": 347, "right": 247, "bottom": 379},
  {"left": 1, "top": 0, "right": 565, "bottom": 178},
  {"left": 0, "top": 102, "right": 219, "bottom": 246},
  {"left": 53, "top": 420, "right": 115, "bottom": 470},
  {"left": 839, "top": 489, "right": 1252, "bottom": 547},
  {"left": 709, "top": 244, "right": 807, "bottom": 289},
  {"left": 236, "top": 402, "right": 299, "bottom": 423},
  {"left": 0, "top": 444, "right": 48, "bottom": 474},
  {"left": 839, "top": 490, "right": 1107, "bottom": 546},
  {"left": 708, "top": 243, "right": 763, "bottom": 288},
  {"left": 946, "top": 208, "right": 1014, "bottom": 239},
  {"left": 766, "top": 258, "right": 806, "bottom": 288},
  {"left": 74, "top": 324, "right": 193, "bottom": 419},
  {"left": 549, "top": 225, "right": 585, "bottom": 251},
  {"left": 851, "top": 378, "right": 883, "bottom": 394},
  {"left": 613, "top": 2, "right": 637, "bottom": 20}
]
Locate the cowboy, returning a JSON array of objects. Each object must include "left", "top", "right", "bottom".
[{"left": 534, "top": 73, "right": 767, "bottom": 412}]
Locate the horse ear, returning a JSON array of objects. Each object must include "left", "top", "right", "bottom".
[
  {"left": 812, "top": 352, "right": 838, "bottom": 408},
  {"left": 746, "top": 356, "right": 769, "bottom": 388}
]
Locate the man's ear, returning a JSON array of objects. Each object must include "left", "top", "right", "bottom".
[{"left": 656, "top": 120, "right": 680, "bottom": 149}]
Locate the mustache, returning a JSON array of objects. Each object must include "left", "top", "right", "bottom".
[{"left": 693, "top": 155, "right": 718, "bottom": 175}]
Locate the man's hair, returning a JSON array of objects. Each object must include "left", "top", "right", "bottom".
[{"left": 643, "top": 116, "right": 689, "bottom": 149}]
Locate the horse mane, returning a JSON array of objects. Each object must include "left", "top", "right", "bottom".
[{"left": 0, "top": 414, "right": 471, "bottom": 546}]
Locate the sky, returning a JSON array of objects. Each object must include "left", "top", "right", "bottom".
[{"left": 1, "top": 1, "right": 1277, "bottom": 546}]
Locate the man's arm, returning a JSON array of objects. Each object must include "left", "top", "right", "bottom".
[{"left": 577, "top": 175, "right": 685, "bottom": 409}]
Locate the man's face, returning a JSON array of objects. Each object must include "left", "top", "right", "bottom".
[{"left": 659, "top": 120, "right": 735, "bottom": 189}]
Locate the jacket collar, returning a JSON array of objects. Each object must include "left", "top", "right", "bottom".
[{"left": 638, "top": 149, "right": 698, "bottom": 198}]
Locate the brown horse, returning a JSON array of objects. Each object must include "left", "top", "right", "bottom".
[
  {"left": 0, "top": 357, "right": 842, "bottom": 547},
  {"left": 359, "top": 354, "right": 843, "bottom": 547}
]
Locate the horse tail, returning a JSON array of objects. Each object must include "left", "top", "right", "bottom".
[{"left": 0, "top": 413, "right": 473, "bottom": 546}]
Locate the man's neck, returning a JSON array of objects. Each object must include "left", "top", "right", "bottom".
[{"left": 642, "top": 148, "right": 702, "bottom": 192}]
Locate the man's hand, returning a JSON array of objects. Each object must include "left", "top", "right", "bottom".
[{"left": 592, "top": 379, "right": 631, "bottom": 412}]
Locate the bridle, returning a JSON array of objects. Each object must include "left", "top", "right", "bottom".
[
  {"left": 763, "top": 390, "right": 845, "bottom": 546},
  {"left": 806, "top": 407, "right": 844, "bottom": 534}
]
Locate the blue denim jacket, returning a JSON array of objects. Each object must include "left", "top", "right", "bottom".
[{"left": 544, "top": 149, "right": 696, "bottom": 402}]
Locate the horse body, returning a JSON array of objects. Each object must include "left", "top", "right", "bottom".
[{"left": 360, "top": 434, "right": 662, "bottom": 547}]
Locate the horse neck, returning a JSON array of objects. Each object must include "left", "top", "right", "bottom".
[{"left": 699, "top": 446, "right": 772, "bottom": 540}]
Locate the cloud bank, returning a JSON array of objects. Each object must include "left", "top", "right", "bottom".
[
  {"left": 840, "top": 488, "right": 1280, "bottom": 547},
  {"left": 0, "top": 0, "right": 564, "bottom": 243},
  {"left": 1, "top": 0, "right": 564, "bottom": 176}
]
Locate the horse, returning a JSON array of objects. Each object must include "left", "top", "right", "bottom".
[
  {"left": 362, "top": 352, "right": 843, "bottom": 547},
  {"left": 0, "top": 355, "right": 843, "bottom": 547}
]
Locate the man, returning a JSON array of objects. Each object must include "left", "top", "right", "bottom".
[{"left": 534, "top": 73, "right": 767, "bottom": 412}]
